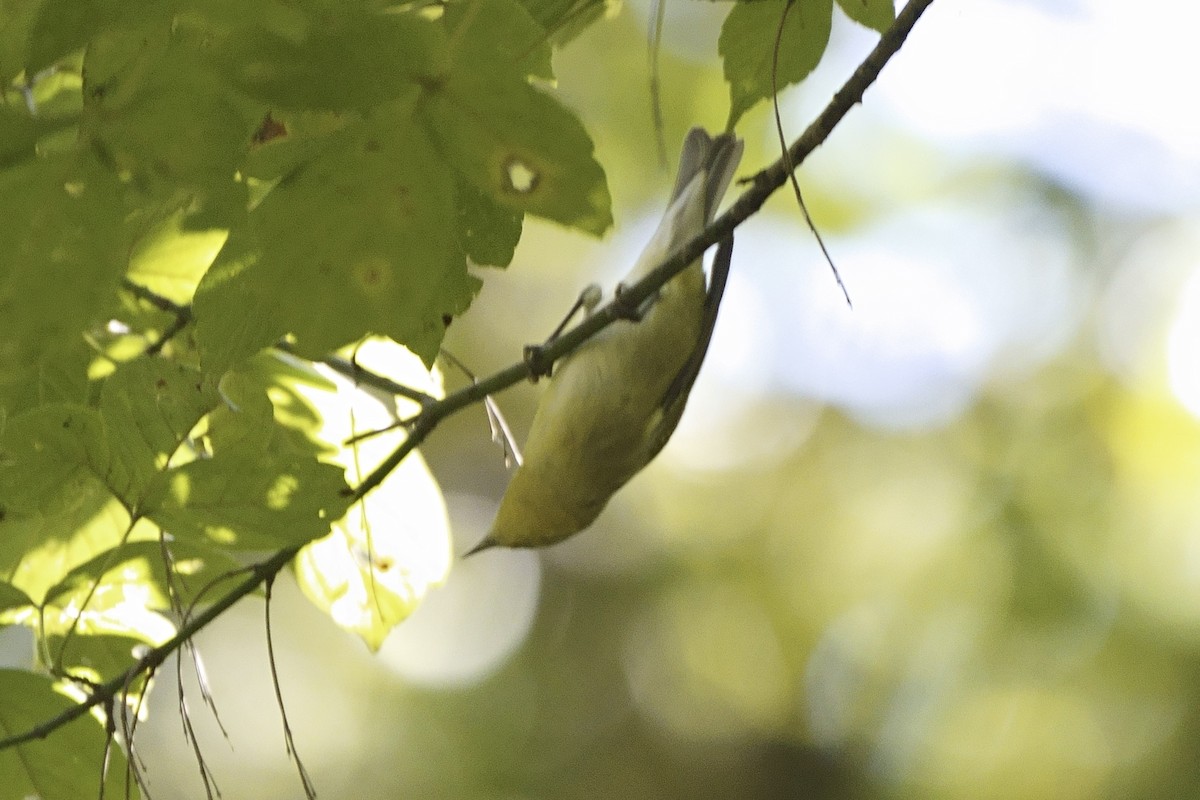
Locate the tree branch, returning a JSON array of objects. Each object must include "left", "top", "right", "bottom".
[
  {"left": 352, "top": 0, "right": 934, "bottom": 499},
  {"left": 0, "top": 0, "right": 933, "bottom": 753},
  {"left": 0, "top": 548, "right": 297, "bottom": 751},
  {"left": 119, "top": 278, "right": 438, "bottom": 406}
]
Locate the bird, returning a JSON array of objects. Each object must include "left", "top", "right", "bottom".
[{"left": 469, "top": 127, "right": 743, "bottom": 553}]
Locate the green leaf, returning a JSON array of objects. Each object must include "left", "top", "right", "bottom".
[
  {"left": 15, "top": 61, "right": 86, "bottom": 125},
  {"left": 194, "top": 99, "right": 475, "bottom": 371},
  {"left": 98, "top": 360, "right": 218, "bottom": 509},
  {"left": 720, "top": 0, "right": 834, "bottom": 129},
  {"left": 80, "top": 19, "right": 258, "bottom": 209},
  {"left": 516, "top": 0, "right": 608, "bottom": 46},
  {"left": 149, "top": 380, "right": 351, "bottom": 550},
  {"left": 222, "top": 351, "right": 336, "bottom": 455},
  {"left": 836, "top": 0, "right": 895, "bottom": 33},
  {"left": 207, "top": 369, "right": 286, "bottom": 456},
  {"left": 444, "top": 0, "right": 554, "bottom": 82},
  {"left": 0, "top": 300, "right": 92, "bottom": 417},
  {"left": 0, "top": 97, "right": 83, "bottom": 169},
  {"left": 26, "top": 0, "right": 165, "bottom": 74},
  {"left": 0, "top": 404, "right": 105, "bottom": 518},
  {"left": 32, "top": 340, "right": 93, "bottom": 409},
  {"left": 294, "top": 442, "right": 451, "bottom": 649},
  {"left": 152, "top": 455, "right": 349, "bottom": 549},
  {"left": 423, "top": 77, "right": 612, "bottom": 235},
  {"left": 0, "top": 581, "right": 34, "bottom": 621},
  {"left": 0, "top": 0, "right": 41, "bottom": 79},
  {"left": 43, "top": 540, "right": 243, "bottom": 615},
  {"left": 421, "top": 0, "right": 610, "bottom": 236},
  {"left": 291, "top": 339, "right": 451, "bottom": 650},
  {"left": 125, "top": 208, "right": 231, "bottom": 306},
  {"left": 0, "top": 405, "right": 132, "bottom": 602},
  {"left": 213, "top": 10, "right": 445, "bottom": 112},
  {"left": 0, "top": 105, "right": 43, "bottom": 168},
  {"left": 0, "top": 155, "right": 126, "bottom": 411},
  {"left": 0, "top": 360, "right": 218, "bottom": 599},
  {"left": 240, "top": 110, "right": 351, "bottom": 181},
  {"left": 0, "top": 352, "right": 215, "bottom": 612},
  {"left": 457, "top": 177, "right": 524, "bottom": 268},
  {"left": 46, "top": 631, "right": 164, "bottom": 693},
  {"left": 0, "top": 670, "right": 139, "bottom": 800}
]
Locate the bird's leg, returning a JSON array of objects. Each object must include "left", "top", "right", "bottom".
[
  {"left": 524, "top": 283, "right": 604, "bottom": 381},
  {"left": 611, "top": 282, "right": 649, "bottom": 322}
]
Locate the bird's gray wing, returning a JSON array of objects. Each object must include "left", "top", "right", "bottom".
[{"left": 645, "top": 232, "right": 735, "bottom": 461}]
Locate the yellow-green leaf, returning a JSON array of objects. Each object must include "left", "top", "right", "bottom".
[
  {"left": 720, "top": 0, "right": 834, "bottom": 129},
  {"left": 292, "top": 339, "right": 452, "bottom": 650}
]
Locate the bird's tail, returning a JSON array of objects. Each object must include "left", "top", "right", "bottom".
[{"left": 670, "top": 127, "right": 744, "bottom": 222}]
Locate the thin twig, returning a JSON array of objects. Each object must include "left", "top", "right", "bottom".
[
  {"left": 0, "top": 548, "right": 298, "bottom": 751},
  {"left": 772, "top": 0, "right": 852, "bottom": 306},
  {"left": 51, "top": 517, "right": 140, "bottom": 676},
  {"left": 264, "top": 577, "right": 317, "bottom": 799},
  {"left": 120, "top": 279, "right": 194, "bottom": 356},
  {"left": 121, "top": 279, "right": 438, "bottom": 407},
  {"left": 277, "top": 341, "right": 438, "bottom": 407}
]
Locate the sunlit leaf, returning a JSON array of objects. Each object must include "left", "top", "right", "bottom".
[
  {"left": 226, "top": 351, "right": 337, "bottom": 453},
  {"left": 149, "top": 379, "right": 351, "bottom": 550},
  {"left": 151, "top": 455, "right": 349, "bottom": 550},
  {"left": 98, "top": 360, "right": 218, "bottom": 509},
  {"left": 15, "top": 61, "right": 86, "bottom": 125},
  {"left": 46, "top": 629, "right": 165, "bottom": 694},
  {"left": 0, "top": 361, "right": 214, "bottom": 514},
  {"left": 125, "top": 207, "right": 231, "bottom": 306},
  {"left": 0, "top": 405, "right": 132, "bottom": 603},
  {"left": 0, "top": 361, "right": 217, "bottom": 605},
  {"left": 43, "top": 540, "right": 244, "bottom": 614},
  {"left": 0, "top": 669, "right": 139, "bottom": 800},
  {"left": 720, "top": 0, "right": 834, "bottom": 129},
  {"left": 0, "top": 499, "right": 134, "bottom": 607},
  {"left": 292, "top": 339, "right": 451, "bottom": 650}
]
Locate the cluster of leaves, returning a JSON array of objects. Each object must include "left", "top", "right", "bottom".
[{"left": 0, "top": 0, "right": 894, "bottom": 796}]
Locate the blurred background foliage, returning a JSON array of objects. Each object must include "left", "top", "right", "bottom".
[{"left": 121, "top": 0, "right": 1200, "bottom": 797}]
